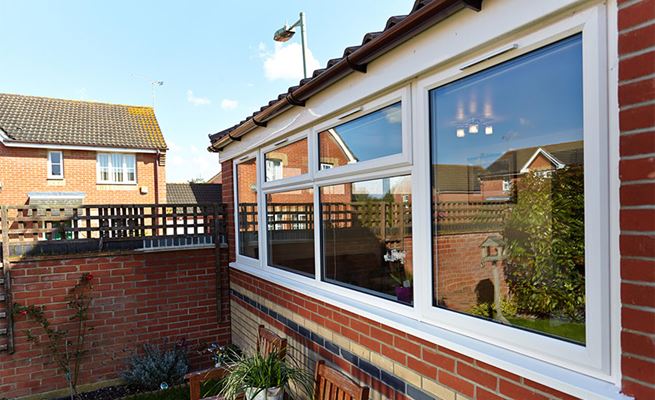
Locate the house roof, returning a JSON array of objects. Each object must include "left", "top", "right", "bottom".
[
  {"left": 0, "top": 93, "right": 167, "bottom": 150},
  {"left": 208, "top": 0, "right": 483, "bottom": 152},
  {"left": 483, "top": 140, "right": 584, "bottom": 177},
  {"left": 166, "top": 183, "right": 222, "bottom": 204}
]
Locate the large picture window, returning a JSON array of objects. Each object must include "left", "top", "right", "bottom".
[
  {"left": 430, "top": 34, "right": 585, "bottom": 344},
  {"left": 97, "top": 153, "right": 136, "bottom": 184},
  {"left": 321, "top": 175, "right": 413, "bottom": 304},
  {"left": 237, "top": 157, "right": 259, "bottom": 259}
]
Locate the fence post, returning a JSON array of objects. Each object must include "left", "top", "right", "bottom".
[
  {"left": 1, "top": 206, "right": 14, "bottom": 354},
  {"left": 213, "top": 206, "right": 223, "bottom": 322}
]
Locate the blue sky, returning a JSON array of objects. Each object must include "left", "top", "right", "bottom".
[{"left": 0, "top": 1, "right": 411, "bottom": 182}]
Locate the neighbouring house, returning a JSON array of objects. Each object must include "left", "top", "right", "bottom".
[
  {"left": 208, "top": 1, "right": 654, "bottom": 399},
  {"left": 166, "top": 182, "right": 222, "bottom": 204},
  {"left": 0, "top": 93, "right": 167, "bottom": 205},
  {"left": 207, "top": 171, "right": 222, "bottom": 184}
]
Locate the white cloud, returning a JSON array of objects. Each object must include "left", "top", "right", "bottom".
[
  {"left": 166, "top": 140, "right": 219, "bottom": 182},
  {"left": 220, "top": 99, "right": 239, "bottom": 110},
  {"left": 186, "top": 90, "right": 211, "bottom": 106},
  {"left": 258, "top": 42, "right": 320, "bottom": 81}
]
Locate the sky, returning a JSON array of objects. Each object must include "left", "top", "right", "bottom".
[{"left": 0, "top": 1, "right": 412, "bottom": 182}]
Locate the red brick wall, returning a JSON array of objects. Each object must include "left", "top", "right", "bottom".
[
  {"left": 618, "top": 0, "right": 655, "bottom": 398},
  {"left": 0, "top": 144, "right": 166, "bottom": 205},
  {"left": 0, "top": 248, "right": 230, "bottom": 398},
  {"left": 230, "top": 270, "right": 576, "bottom": 400}
]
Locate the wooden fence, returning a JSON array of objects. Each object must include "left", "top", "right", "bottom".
[
  {"left": 239, "top": 201, "right": 508, "bottom": 237},
  {"left": 0, "top": 203, "right": 227, "bottom": 259}
]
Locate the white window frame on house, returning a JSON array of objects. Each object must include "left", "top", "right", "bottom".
[
  {"left": 229, "top": 3, "right": 619, "bottom": 396},
  {"left": 313, "top": 87, "right": 412, "bottom": 182},
  {"left": 47, "top": 150, "right": 64, "bottom": 179},
  {"left": 411, "top": 6, "right": 609, "bottom": 379},
  {"left": 234, "top": 152, "right": 263, "bottom": 269},
  {"left": 96, "top": 153, "right": 137, "bottom": 184},
  {"left": 261, "top": 130, "right": 312, "bottom": 190}
]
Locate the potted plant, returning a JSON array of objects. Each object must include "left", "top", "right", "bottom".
[
  {"left": 386, "top": 248, "right": 413, "bottom": 304},
  {"left": 220, "top": 351, "right": 313, "bottom": 400}
]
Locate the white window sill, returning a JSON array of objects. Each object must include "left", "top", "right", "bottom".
[
  {"left": 229, "top": 261, "right": 629, "bottom": 400},
  {"left": 96, "top": 182, "right": 138, "bottom": 186}
]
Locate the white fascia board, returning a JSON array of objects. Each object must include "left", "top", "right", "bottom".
[
  {"left": 0, "top": 132, "right": 158, "bottom": 154},
  {"left": 218, "top": 0, "right": 590, "bottom": 161}
]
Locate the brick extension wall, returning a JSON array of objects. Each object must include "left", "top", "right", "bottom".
[
  {"left": 618, "top": 0, "right": 655, "bottom": 398},
  {"left": 0, "top": 144, "right": 166, "bottom": 205},
  {"left": 230, "top": 271, "right": 576, "bottom": 400},
  {"left": 0, "top": 248, "right": 230, "bottom": 398}
]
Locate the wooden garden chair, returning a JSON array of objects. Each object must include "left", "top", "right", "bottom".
[
  {"left": 313, "top": 360, "right": 370, "bottom": 400},
  {"left": 186, "top": 325, "right": 288, "bottom": 400}
]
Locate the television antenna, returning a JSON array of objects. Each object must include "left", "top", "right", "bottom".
[{"left": 132, "top": 74, "right": 164, "bottom": 108}]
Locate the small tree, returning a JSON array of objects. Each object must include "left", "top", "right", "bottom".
[
  {"left": 13, "top": 273, "right": 95, "bottom": 399},
  {"left": 503, "top": 167, "right": 585, "bottom": 321}
]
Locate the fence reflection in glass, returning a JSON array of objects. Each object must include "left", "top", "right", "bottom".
[
  {"left": 320, "top": 175, "right": 413, "bottom": 305},
  {"left": 266, "top": 188, "right": 315, "bottom": 277}
]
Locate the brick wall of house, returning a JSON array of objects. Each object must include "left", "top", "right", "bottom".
[
  {"left": 0, "top": 247, "right": 230, "bottom": 398},
  {"left": 0, "top": 144, "right": 167, "bottom": 205},
  {"left": 618, "top": 0, "right": 655, "bottom": 398}
]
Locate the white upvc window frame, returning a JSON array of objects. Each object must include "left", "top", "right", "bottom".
[
  {"left": 47, "top": 150, "right": 64, "bottom": 179},
  {"left": 234, "top": 152, "right": 262, "bottom": 269},
  {"left": 412, "top": 6, "right": 609, "bottom": 379},
  {"left": 96, "top": 153, "right": 137, "bottom": 185},
  {"left": 230, "top": 3, "right": 618, "bottom": 395},
  {"left": 313, "top": 87, "right": 412, "bottom": 182},
  {"left": 261, "top": 130, "right": 312, "bottom": 190}
]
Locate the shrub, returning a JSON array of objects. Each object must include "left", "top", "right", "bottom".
[
  {"left": 122, "top": 339, "right": 189, "bottom": 390},
  {"left": 503, "top": 167, "right": 585, "bottom": 321}
]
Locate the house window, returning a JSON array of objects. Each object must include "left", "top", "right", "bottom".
[
  {"left": 502, "top": 177, "right": 511, "bottom": 192},
  {"left": 266, "top": 188, "right": 314, "bottom": 277},
  {"left": 319, "top": 162, "right": 333, "bottom": 170},
  {"left": 47, "top": 151, "right": 63, "bottom": 179},
  {"left": 265, "top": 159, "right": 283, "bottom": 181},
  {"left": 236, "top": 157, "right": 259, "bottom": 259},
  {"left": 264, "top": 138, "right": 308, "bottom": 182},
  {"left": 318, "top": 102, "right": 402, "bottom": 169},
  {"left": 430, "top": 35, "right": 585, "bottom": 344},
  {"left": 321, "top": 175, "right": 413, "bottom": 304},
  {"left": 97, "top": 153, "right": 137, "bottom": 184}
]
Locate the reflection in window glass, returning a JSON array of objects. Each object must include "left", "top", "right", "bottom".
[
  {"left": 267, "top": 189, "right": 315, "bottom": 276},
  {"left": 430, "top": 35, "right": 585, "bottom": 344},
  {"left": 319, "top": 102, "right": 402, "bottom": 169},
  {"left": 265, "top": 139, "right": 308, "bottom": 181},
  {"left": 237, "top": 158, "right": 259, "bottom": 258},
  {"left": 321, "top": 175, "right": 412, "bottom": 305}
]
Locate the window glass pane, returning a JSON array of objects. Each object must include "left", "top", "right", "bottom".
[
  {"left": 319, "top": 102, "right": 402, "bottom": 169},
  {"left": 430, "top": 35, "right": 585, "bottom": 344},
  {"left": 98, "top": 154, "right": 110, "bottom": 182},
  {"left": 237, "top": 158, "right": 259, "bottom": 258},
  {"left": 266, "top": 188, "right": 314, "bottom": 276},
  {"left": 321, "top": 175, "right": 412, "bottom": 305},
  {"left": 50, "top": 152, "right": 61, "bottom": 164},
  {"left": 125, "top": 155, "right": 136, "bottom": 182},
  {"left": 265, "top": 139, "right": 308, "bottom": 181},
  {"left": 112, "top": 154, "right": 124, "bottom": 182},
  {"left": 51, "top": 164, "right": 61, "bottom": 176}
]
